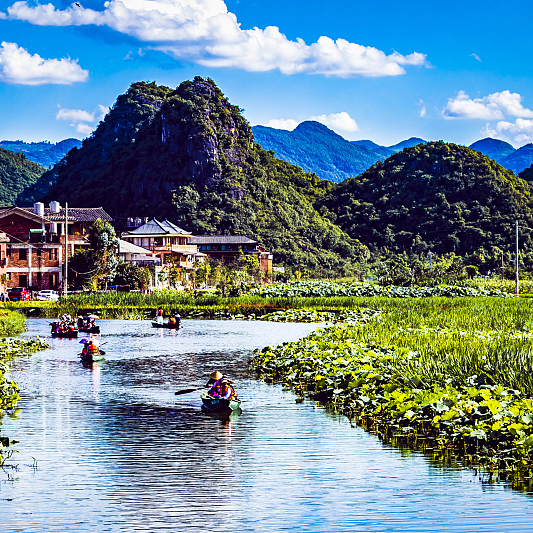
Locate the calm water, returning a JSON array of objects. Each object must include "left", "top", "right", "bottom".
[{"left": 2, "top": 319, "right": 533, "bottom": 532}]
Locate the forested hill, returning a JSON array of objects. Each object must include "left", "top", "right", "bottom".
[
  {"left": 0, "top": 138, "right": 81, "bottom": 168},
  {"left": 31, "top": 78, "right": 366, "bottom": 271},
  {"left": 252, "top": 122, "right": 382, "bottom": 182},
  {"left": 0, "top": 148, "right": 46, "bottom": 206},
  {"left": 320, "top": 141, "right": 533, "bottom": 260}
]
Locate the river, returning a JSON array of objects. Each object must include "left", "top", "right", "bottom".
[{"left": 2, "top": 318, "right": 533, "bottom": 532}]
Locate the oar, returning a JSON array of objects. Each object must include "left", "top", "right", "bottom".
[{"left": 175, "top": 387, "right": 204, "bottom": 396}]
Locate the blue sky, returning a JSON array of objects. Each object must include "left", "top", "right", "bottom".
[{"left": 1, "top": 0, "right": 533, "bottom": 148}]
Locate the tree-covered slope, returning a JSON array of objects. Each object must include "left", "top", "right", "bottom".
[
  {"left": 0, "top": 138, "right": 81, "bottom": 168},
  {"left": 469, "top": 138, "right": 515, "bottom": 162},
  {"left": 36, "top": 78, "right": 366, "bottom": 271},
  {"left": 387, "top": 137, "right": 426, "bottom": 153},
  {"left": 252, "top": 121, "right": 382, "bottom": 183},
  {"left": 0, "top": 148, "right": 46, "bottom": 206},
  {"left": 320, "top": 141, "right": 533, "bottom": 259}
]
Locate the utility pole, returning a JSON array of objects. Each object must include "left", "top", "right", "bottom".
[
  {"left": 501, "top": 253, "right": 504, "bottom": 281},
  {"left": 64, "top": 203, "right": 68, "bottom": 298},
  {"left": 515, "top": 220, "right": 518, "bottom": 298},
  {"left": 429, "top": 251, "right": 433, "bottom": 273}
]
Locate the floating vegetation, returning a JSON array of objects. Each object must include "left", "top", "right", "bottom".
[
  {"left": 250, "top": 299, "right": 533, "bottom": 489},
  {"left": 260, "top": 308, "right": 382, "bottom": 324},
  {"left": 250, "top": 280, "right": 508, "bottom": 298},
  {"left": 0, "top": 337, "right": 49, "bottom": 466}
]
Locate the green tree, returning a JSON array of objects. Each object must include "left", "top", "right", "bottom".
[{"left": 88, "top": 218, "right": 119, "bottom": 289}]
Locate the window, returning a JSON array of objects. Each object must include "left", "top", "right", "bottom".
[
  {"left": 221, "top": 245, "right": 226, "bottom": 250},
  {"left": 37, "top": 272, "right": 42, "bottom": 282},
  {"left": 19, "top": 249, "right": 27, "bottom": 261},
  {"left": 50, "top": 249, "right": 58, "bottom": 261},
  {"left": 19, "top": 274, "right": 27, "bottom": 286},
  {"left": 6, "top": 248, "right": 11, "bottom": 257},
  {"left": 49, "top": 274, "right": 56, "bottom": 287},
  {"left": 37, "top": 249, "right": 42, "bottom": 258}
]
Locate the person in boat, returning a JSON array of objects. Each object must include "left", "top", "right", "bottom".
[
  {"left": 168, "top": 316, "right": 176, "bottom": 325},
  {"left": 212, "top": 378, "right": 237, "bottom": 400},
  {"left": 77, "top": 316, "right": 84, "bottom": 329},
  {"left": 206, "top": 371, "right": 223, "bottom": 393},
  {"left": 156, "top": 307, "right": 164, "bottom": 325},
  {"left": 80, "top": 339, "right": 89, "bottom": 357},
  {"left": 85, "top": 339, "right": 100, "bottom": 359},
  {"left": 176, "top": 314, "right": 181, "bottom": 327}
]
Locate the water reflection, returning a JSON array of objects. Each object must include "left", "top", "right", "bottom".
[{"left": 3, "top": 319, "right": 533, "bottom": 532}]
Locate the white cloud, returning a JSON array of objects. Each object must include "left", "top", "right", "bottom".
[
  {"left": 262, "top": 111, "right": 358, "bottom": 134},
  {"left": 56, "top": 107, "right": 94, "bottom": 122},
  {"left": 417, "top": 98, "right": 426, "bottom": 117},
  {"left": 309, "top": 111, "right": 359, "bottom": 132},
  {"left": 0, "top": 41, "right": 87, "bottom": 85},
  {"left": 265, "top": 118, "right": 298, "bottom": 130},
  {"left": 5, "top": 0, "right": 427, "bottom": 78},
  {"left": 483, "top": 118, "right": 533, "bottom": 144},
  {"left": 470, "top": 53, "right": 481, "bottom": 62},
  {"left": 443, "top": 90, "right": 533, "bottom": 120},
  {"left": 76, "top": 123, "right": 94, "bottom": 134},
  {"left": 56, "top": 104, "right": 109, "bottom": 136}
]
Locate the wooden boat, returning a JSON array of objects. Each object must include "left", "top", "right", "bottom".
[
  {"left": 151, "top": 321, "right": 181, "bottom": 329},
  {"left": 201, "top": 392, "right": 241, "bottom": 412},
  {"left": 51, "top": 329, "right": 79, "bottom": 338},
  {"left": 80, "top": 354, "right": 105, "bottom": 364},
  {"left": 79, "top": 325, "right": 100, "bottom": 334}
]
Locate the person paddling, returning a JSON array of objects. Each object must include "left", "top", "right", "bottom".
[
  {"left": 156, "top": 307, "right": 164, "bottom": 325},
  {"left": 212, "top": 378, "right": 237, "bottom": 400}
]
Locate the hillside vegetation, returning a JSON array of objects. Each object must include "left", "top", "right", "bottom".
[
  {"left": 320, "top": 141, "right": 533, "bottom": 263},
  {"left": 0, "top": 148, "right": 46, "bottom": 206},
  {"left": 36, "top": 78, "right": 366, "bottom": 271}
]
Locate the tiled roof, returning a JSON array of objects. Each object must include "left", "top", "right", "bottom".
[
  {"left": 123, "top": 218, "right": 191, "bottom": 236},
  {"left": 192, "top": 235, "right": 258, "bottom": 245},
  {"left": 17, "top": 206, "right": 113, "bottom": 223}
]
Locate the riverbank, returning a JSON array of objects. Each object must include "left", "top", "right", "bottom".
[{"left": 250, "top": 297, "right": 533, "bottom": 489}]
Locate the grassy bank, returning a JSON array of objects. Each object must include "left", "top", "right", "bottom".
[{"left": 250, "top": 297, "right": 533, "bottom": 489}]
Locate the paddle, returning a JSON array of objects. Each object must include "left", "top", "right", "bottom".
[{"left": 174, "top": 387, "right": 204, "bottom": 396}]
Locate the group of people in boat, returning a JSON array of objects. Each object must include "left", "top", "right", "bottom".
[
  {"left": 77, "top": 316, "right": 97, "bottom": 330},
  {"left": 156, "top": 307, "right": 181, "bottom": 327},
  {"left": 51, "top": 314, "right": 77, "bottom": 334},
  {"left": 206, "top": 371, "right": 237, "bottom": 400}
]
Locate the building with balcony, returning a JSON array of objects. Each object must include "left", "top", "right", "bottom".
[
  {"left": 121, "top": 218, "right": 203, "bottom": 267},
  {"left": 0, "top": 202, "right": 113, "bottom": 291}
]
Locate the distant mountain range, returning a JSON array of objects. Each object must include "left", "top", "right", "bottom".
[
  {"left": 0, "top": 138, "right": 82, "bottom": 168},
  {"left": 253, "top": 123, "right": 533, "bottom": 181}
]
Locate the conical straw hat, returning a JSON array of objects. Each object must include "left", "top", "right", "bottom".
[{"left": 210, "top": 371, "right": 223, "bottom": 380}]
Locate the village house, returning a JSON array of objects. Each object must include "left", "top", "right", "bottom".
[
  {"left": 117, "top": 239, "right": 159, "bottom": 267},
  {"left": 121, "top": 218, "right": 205, "bottom": 287},
  {"left": 192, "top": 235, "right": 273, "bottom": 273},
  {"left": 0, "top": 202, "right": 113, "bottom": 291}
]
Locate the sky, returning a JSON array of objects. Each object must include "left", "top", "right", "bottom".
[{"left": 1, "top": 0, "right": 533, "bottom": 148}]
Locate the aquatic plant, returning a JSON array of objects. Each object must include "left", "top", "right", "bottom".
[{"left": 250, "top": 298, "right": 533, "bottom": 487}]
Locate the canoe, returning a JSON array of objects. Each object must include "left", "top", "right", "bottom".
[
  {"left": 51, "top": 330, "right": 79, "bottom": 338},
  {"left": 201, "top": 392, "right": 241, "bottom": 412},
  {"left": 79, "top": 325, "right": 100, "bottom": 334},
  {"left": 151, "top": 321, "right": 181, "bottom": 329}
]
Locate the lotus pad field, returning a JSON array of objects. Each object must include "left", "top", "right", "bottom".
[{"left": 250, "top": 297, "right": 533, "bottom": 487}]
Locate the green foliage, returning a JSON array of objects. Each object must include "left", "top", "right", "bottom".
[
  {"left": 321, "top": 141, "right": 533, "bottom": 270},
  {"left": 88, "top": 219, "right": 119, "bottom": 288},
  {"left": 0, "top": 309, "right": 25, "bottom": 336},
  {"left": 0, "top": 147, "right": 46, "bottom": 206}
]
